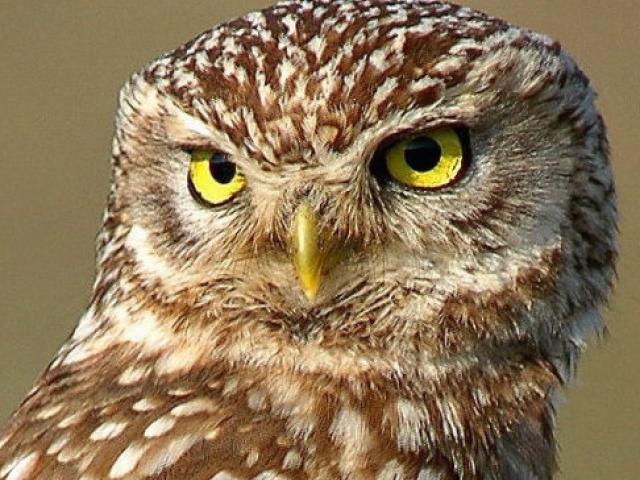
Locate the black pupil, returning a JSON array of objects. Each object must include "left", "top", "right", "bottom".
[
  {"left": 209, "top": 153, "right": 236, "bottom": 184},
  {"left": 404, "top": 137, "right": 441, "bottom": 172}
]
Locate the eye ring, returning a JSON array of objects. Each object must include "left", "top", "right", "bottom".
[
  {"left": 187, "top": 150, "right": 246, "bottom": 206},
  {"left": 370, "top": 126, "right": 472, "bottom": 191}
]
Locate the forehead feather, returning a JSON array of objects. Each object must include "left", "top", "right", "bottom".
[{"left": 142, "top": 0, "right": 560, "bottom": 161}]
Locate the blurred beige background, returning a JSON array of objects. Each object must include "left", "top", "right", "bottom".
[{"left": 0, "top": 1, "right": 637, "bottom": 478}]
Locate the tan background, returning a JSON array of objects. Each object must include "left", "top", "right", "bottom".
[{"left": 0, "top": 1, "right": 637, "bottom": 478}]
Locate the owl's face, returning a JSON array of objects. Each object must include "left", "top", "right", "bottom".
[
  {"left": 103, "top": 0, "right": 614, "bottom": 370},
  {"left": 0, "top": 5, "right": 615, "bottom": 478}
]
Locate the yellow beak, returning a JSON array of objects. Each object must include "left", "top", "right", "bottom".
[{"left": 292, "top": 201, "right": 322, "bottom": 301}]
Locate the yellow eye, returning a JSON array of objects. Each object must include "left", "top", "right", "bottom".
[
  {"left": 187, "top": 150, "right": 246, "bottom": 206},
  {"left": 383, "top": 127, "right": 469, "bottom": 190}
]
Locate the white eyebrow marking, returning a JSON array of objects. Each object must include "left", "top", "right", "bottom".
[{"left": 171, "top": 108, "right": 215, "bottom": 138}]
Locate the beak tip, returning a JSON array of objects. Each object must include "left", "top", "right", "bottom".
[{"left": 299, "top": 274, "right": 320, "bottom": 302}]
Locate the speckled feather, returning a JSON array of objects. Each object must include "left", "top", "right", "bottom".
[{"left": 0, "top": 1, "right": 616, "bottom": 479}]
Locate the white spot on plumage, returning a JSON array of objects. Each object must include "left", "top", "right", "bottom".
[
  {"left": 3, "top": 451, "right": 41, "bottom": 480},
  {"left": 207, "top": 380, "right": 222, "bottom": 390},
  {"left": 171, "top": 398, "right": 217, "bottom": 417},
  {"left": 466, "top": 19, "right": 491, "bottom": 30},
  {"left": 329, "top": 407, "right": 371, "bottom": 451},
  {"left": 330, "top": 406, "right": 373, "bottom": 475},
  {"left": 222, "top": 37, "right": 241, "bottom": 55},
  {"left": 57, "top": 412, "right": 86, "bottom": 429},
  {"left": 222, "top": 377, "right": 239, "bottom": 397},
  {"left": 245, "top": 11, "right": 267, "bottom": 28},
  {"left": 167, "top": 387, "right": 194, "bottom": 397},
  {"left": 418, "top": 466, "right": 446, "bottom": 480},
  {"left": 79, "top": 474, "right": 100, "bottom": 480},
  {"left": 319, "top": 70, "right": 341, "bottom": 102},
  {"left": 394, "top": 398, "right": 431, "bottom": 452},
  {"left": 245, "top": 449, "right": 260, "bottom": 468},
  {"left": 0, "top": 431, "right": 13, "bottom": 450},
  {"left": 307, "top": 35, "right": 326, "bottom": 60},
  {"left": 172, "top": 69, "right": 200, "bottom": 93},
  {"left": 377, "top": 459, "right": 406, "bottom": 480},
  {"left": 369, "top": 49, "right": 389, "bottom": 71},
  {"left": 144, "top": 415, "right": 177, "bottom": 438},
  {"left": 132, "top": 397, "right": 162, "bottom": 413},
  {"left": 109, "top": 443, "right": 149, "bottom": 479},
  {"left": 450, "top": 39, "right": 485, "bottom": 55},
  {"left": 210, "top": 472, "right": 240, "bottom": 480},
  {"left": 154, "top": 346, "right": 202, "bottom": 377},
  {"left": 258, "top": 28, "right": 273, "bottom": 43},
  {"left": 343, "top": 56, "right": 368, "bottom": 95},
  {"left": 371, "top": 77, "right": 399, "bottom": 109},
  {"left": 431, "top": 56, "right": 466, "bottom": 77},
  {"left": 278, "top": 58, "right": 297, "bottom": 88},
  {"left": 246, "top": 388, "right": 268, "bottom": 412},
  {"left": 255, "top": 75, "right": 276, "bottom": 112},
  {"left": 282, "top": 449, "right": 303, "bottom": 470},
  {"left": 282, "top": 14, "right": 298, "bottom": 37},
  {"left": 61, "top": 343, "right": 94, "bottom": 365},
  {"left": 438, "top": 400, "right": 464, "bottom": 441},
  {"left": 71, "top": 306, "right": 100, "bottom": 342},
  {"left": 56, "top": 444, "right": 83, "bottom": 464},
  {"left": 35, "top": 404, "right": 63, "bottom": 421},
  {"left": 195, "top": 50, "right": 211, "bottom": 72},
  {"left": 90, "top": 421, "right": 128, "bottom": 441},
  {"left": 117, "top": 306, "right": 170, "bottom": 352},
  {"left": 202, "top": 30, "right": 222, "bottom": 51},
  {"left": 139, "top": 434, "right": 201, "bottom": 476},
  {"left": 409, "top": 76, "right": 440, "bottom": 94},
  {"left": 253, "top": 472, "right": 287, "bottom": 480},
  {"left": 169, "top": 108, "right": 216, "bottom": 140},
  {"left": 313, "top": 6, "right": 327, "bottom": 19},
  {"left": 46, "top": 432, "right": 71, "bottom": 455},
  {"left": 267, "top": 378, "right": 316, "bottom": 441},
  {"left": 407, "top": 17, "right": 436, "bottom": 35},
  {"left": 221, "top": 57, "right": 240, "bottom": 80},
  {"left": 299, "top": 0, "right": 314, "bottom": 11}
]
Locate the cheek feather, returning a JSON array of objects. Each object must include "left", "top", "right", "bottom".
[{"left": 126, "top": 225, "right": 191, "bottom": 289}]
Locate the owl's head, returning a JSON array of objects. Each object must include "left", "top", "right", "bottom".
[{"left": 96, "top": 0, "right": 616, "bottom": 377}]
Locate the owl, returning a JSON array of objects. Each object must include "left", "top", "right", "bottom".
[{"left": 0, "top": 1, "right": 616, "bottom": 479}]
